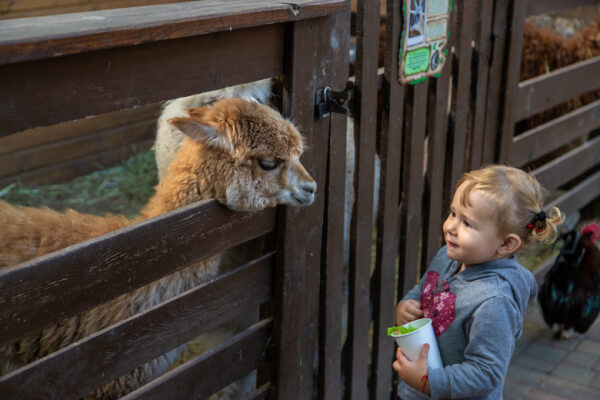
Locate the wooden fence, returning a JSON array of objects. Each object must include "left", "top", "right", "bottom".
[
  {"left": 0, "top": 1, "right": 349, "bottom": 399},
  {"left": 338, "top": 0, "right": 600, "bottom": 399},
  {"left": 1, "top": 0, "right": 600, "bottom": 399}
]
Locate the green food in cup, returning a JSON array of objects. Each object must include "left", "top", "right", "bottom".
[{"left": 387, "top": 324, "right": 417, "bottom": 336}]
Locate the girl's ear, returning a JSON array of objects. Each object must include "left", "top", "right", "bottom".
[
  {"left": 168, "top": 115, "right": 233, "bottom": 153},
  {"left": 498, "top": 233, "right": 522, "bottom": 257}
]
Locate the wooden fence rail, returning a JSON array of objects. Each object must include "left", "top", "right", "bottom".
[{"left": 0, "top": 253, "right": 274, "bottom": 399}]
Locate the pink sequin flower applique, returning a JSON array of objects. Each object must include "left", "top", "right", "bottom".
[{"left": 420, "top": 271, "right": 456, "bottom": 336}]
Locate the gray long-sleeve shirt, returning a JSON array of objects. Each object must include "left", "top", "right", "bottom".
[{"left": 396, "top": 246, "right": 537, "bottom": 399}]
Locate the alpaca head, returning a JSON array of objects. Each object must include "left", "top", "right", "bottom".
[{"left": 168, "top": 98, "right": 317, "bottom": 212}]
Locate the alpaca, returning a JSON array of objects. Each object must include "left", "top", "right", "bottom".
[
  {"left": 155, "top": 78, "right": 273, "bottom": 180},
  {"left": 153, "top": 78, "right": 281, "bottom": 275},
  {"left": 0, "top": 98, "right": 317, "bottom": 399}
]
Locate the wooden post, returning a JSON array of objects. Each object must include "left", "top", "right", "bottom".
[
  {"left": 497, "top": 0, "right": 526, "bottom": 163},
  {"left": 319, "top": 4, "right": 351, "bottom": 400},
  {"left": 371, "top": 0, "right": 404, "bottom": 398},
  {"left": 272, "top": 6, "right": 349, "bottom": 398},
  {"left": 346, "top": 0, "right": 379, "bottom": 398}
]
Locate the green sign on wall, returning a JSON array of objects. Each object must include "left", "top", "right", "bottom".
[{"left": 399, "top": 0, "right": 451, "bottom": 84}]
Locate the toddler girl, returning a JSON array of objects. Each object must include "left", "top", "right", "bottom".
[{"left": 393, "top": 165, "right": 564, "bottom": 399}]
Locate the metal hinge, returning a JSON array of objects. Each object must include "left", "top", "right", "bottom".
[{"left": 314, "top": 81, "right": 354, "bottom": 119}]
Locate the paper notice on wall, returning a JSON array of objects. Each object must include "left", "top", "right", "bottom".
[{"left": 399, "top": 0, "right": 451, "bottom": 84}]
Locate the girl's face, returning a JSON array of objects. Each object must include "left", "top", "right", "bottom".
[{"left": 443, "top": 183, "right": 504, "bottom": 269}]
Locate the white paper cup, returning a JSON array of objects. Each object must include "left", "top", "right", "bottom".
[{"left": 391, "top": 318, "right": 443, "bottom": 370}]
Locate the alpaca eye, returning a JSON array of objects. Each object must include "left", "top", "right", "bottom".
[{"left": 258, "top": 159, "right": 280, "bottom": 171}]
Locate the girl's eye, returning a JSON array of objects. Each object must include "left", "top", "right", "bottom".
[
  {"left": 463, "top": 220, "right": 471, "bottom": 228},
  {"left": 258, "top": 159, "right": 280, "bottom": 171},
  {"left": 449, "top": 209, "right": 456, "bottom": 218}
]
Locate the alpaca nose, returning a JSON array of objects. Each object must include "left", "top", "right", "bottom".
[{"left": 301, "top": 181, "right": 317, "bottom": 195}]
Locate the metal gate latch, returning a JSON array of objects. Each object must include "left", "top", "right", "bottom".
[{"left": 314, "top": 81, "right": 354, "bottom": 119}]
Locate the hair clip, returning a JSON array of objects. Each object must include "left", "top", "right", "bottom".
[
  {"left": 535, "top": 210, "right": 546, "bottom": 222},
  {"left": 528, "top": 210, "right": 547, "bottom": 232}
]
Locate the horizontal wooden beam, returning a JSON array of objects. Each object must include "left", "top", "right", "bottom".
[
  {"left": 0, "top": 119, "right": 154, "bottom": 177},
  {"left": 511, "top": 99, "right": 600, "bottom": 167},
  {"left": 531, "top": 135, "right": 600, "bottom": 191},
  {"left": 526, "top": 0, "right": 600, "bottom": 17},
  {"left": 122, "top": 319, "right": 273, "bottom": 400},
  {"left": 0, "top": 0, "right": 345, "bottom": 65},
  {"left": 0, "top": 200, "right": 276, "bottom": 346},
  {"left": 0, "top": 103, "right": 160, "bottom": 155},
  {"left": 0, "top": 24, "right": 284, "bottom": 136},
  {"left": 0, "top": 255, "right": 274, "bottom": 400},
  {"left": 515, "top": 56, "right": 600, "bottom": 121},
  {"left": 547, "top": 169, "right": 600, "bottom": 216},
  {"left": 0, "top": 139, "right": 153, "bottom": 187}
]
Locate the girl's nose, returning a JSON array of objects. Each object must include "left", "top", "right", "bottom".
[{"left": 446, "top": 218, "right": 458, "bottom": 234}]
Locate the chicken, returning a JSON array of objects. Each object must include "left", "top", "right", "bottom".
[{"left": 539, "top": 222, "right": 600, "bottom": 339}]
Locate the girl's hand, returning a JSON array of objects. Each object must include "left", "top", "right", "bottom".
[
  {"left": 393, "top": 344, "right": 430, "bottom": 394},
  {"left": 396, "top": 299, "right": 424, "bottom": 325}
]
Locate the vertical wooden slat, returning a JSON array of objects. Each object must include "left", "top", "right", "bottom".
[
  {"left": 371, "top": 0, "right": 404, "bottom": 398},
  {"left": 398, "top": 82, "right": 428, "bottom": 296},
  {"left": 497, "top": 0, "right": 527, "bottom": 163},
  {"left": 447, "top": 0, "right": 477, "bottom": 190},
  {"left": 320, "top": 112, "right": 348, "bottom": 400},
  {"left": 347, "top": 0, "right": 379, "bottom": 399},
  {"left": 422, "top": 57, "right": 453, "bottom": 269},
  {"left": 481, "top": 0, "right": 512, "bottom": 164},
  {"left": 468, "top": 0, "right": 494, "bottom": 169},
  {"left": 272, "top": 16, "right": 330, "bottom": 400},
  {"left": 319, "top": 4, "right": 350, "bottom": 400}
]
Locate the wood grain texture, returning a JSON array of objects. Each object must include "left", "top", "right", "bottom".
[
  {"left": 0, "top": 201, "right": 276, "bottom": 346},
  {"left": 0, "top": 103, "right": 160, "bottom": 155},
  {"left": 0, "top": 119, "right": 155, "bottom": 177},
  {"left": 272, "top": 14, "right": 334, "bottom": 400},
  {"left": 318, "top": 6, "right": 350, "bottom": 400},
  {"left": 531, "top": 135, "right": 600, "bottom": 191},
  {"left": 120, "top": 319, "right": 273, "bottom": 400},
  {"left": 497, "top": 0, "right": 527, "bottom": 163},
  {"left": 370, "top": 1, "right": 403, "bottom": 398},
  {"left": 398, "top": 82, "right": 428, "bottom": 295},
  {"left": 1, "top": 0, "right": 193, "bottom": 19},
  {"left": 0, "top": 24, "right": 284, "bottom": 136},
  {"left": 526, "top": 0, "right": 600, "bottom": 17},
  {"left": 547, "top": 170, "right": 600, "bottom": 216},
  {"left": 481, "top": 0, "right": 511, "bottom": 164},
  {"left": 0, "top": 255, "right": 274, "bottom": 399},
  {"left": 468, "top": 0, "right": 494, "bottom": 169},
  {"left": 447, "top": 0, "right": 476, "bottom": 190},
  {"left": 423, "top": 48, "right": 453, "bottom": 272},
  {"left": 0, "top": 0, "right": 345, "bottom": 64},
  {"left": 511, "top": 99, "right": 600, "bottom": 167},
  {"left": 0, "top": 139, "right": 153, "bottom": 187},
  {"left": 347, "top": 0, "right": 379, "bottom": 398},
  {"left": 515, "top": 56, "right": 600, "bottom": 121}
]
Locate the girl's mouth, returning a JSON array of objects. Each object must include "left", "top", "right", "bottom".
[{"left": 446, "top": 240, "right": 458, "bottom": 249}]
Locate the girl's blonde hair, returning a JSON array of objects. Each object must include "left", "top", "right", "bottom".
[{"left": 457, "top": 165, "right": 565, "bottom": 245}]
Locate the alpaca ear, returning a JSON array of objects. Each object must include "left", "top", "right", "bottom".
[{"left": 168, "top": 116, "right": 233, "bottom": 152}]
